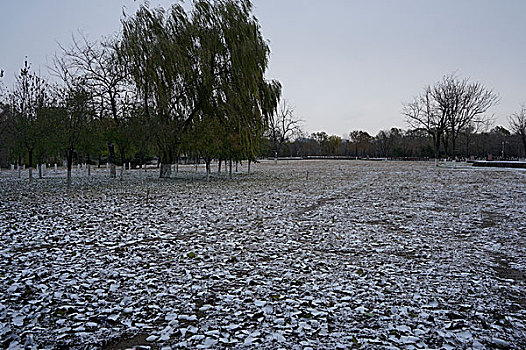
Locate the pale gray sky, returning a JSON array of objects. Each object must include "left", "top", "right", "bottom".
[{"left": 1, "top": 0, "right": 525, "bottom": 137}]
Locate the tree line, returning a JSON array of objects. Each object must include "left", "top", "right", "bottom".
[
  {"left": 276, "top": 125, "right": 525, "bottom": 161},
  {"left": 2, "top": 2, "right": 526, "bottom": 179},
  {"left": 0, "top": 0, "right": 280, "bottom": 181},
  {"left": 268, "top": 74, "right": 526, "bottom": 162}
]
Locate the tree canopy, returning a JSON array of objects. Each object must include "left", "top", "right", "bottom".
[{"left": 119, "top": 0, "right": 281, "bottom": 177}]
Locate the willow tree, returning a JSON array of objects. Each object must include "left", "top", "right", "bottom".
[
  {"left": 119, "top": 0, "right": 280, "bottom": 178},
  {"left": 120, "top": 4, "right": 193, "bottom": 178},
  {"left": 196, "top": 0, "right": 281, "bottom": 164}
]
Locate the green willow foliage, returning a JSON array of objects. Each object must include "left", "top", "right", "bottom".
[{"left": 119, "top": 0, "right": 281, "bottom": 177}]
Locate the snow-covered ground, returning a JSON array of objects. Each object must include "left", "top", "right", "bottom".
[{"left": 1, "top": 160, "right": 525, "bottom": 349}]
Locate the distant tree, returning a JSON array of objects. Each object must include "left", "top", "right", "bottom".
[
  {"left": 54, "top": 85, "right": 93, "bottom": 183},
  {"left": 50, "top": 54, "right": 94, "bottom": 182},
  {"left": 403, "top": 85, "right": 448, "bottom": 163},
  {"left": 404, "top": 74, "right": 498, "bottom": 162},
  {"left": 56, "top": 34, "right": 127, "bottom": 178},
  {"left": 488, "top": 126, "right": 511, "bottom": 159},
  {"left": 311, "top": 132, "right": 329, "bottom": 155},
  {"left": 374, "top": 130, "right": 390, "bottom": 157},
  {"left": 435, "top": 74, "right": 498, "bottom": 157},
  {"left": 0, "top": 72, "right": 8, "bottom": 166},
  {"left": 290, "top": 134, "right": 319, "bottom": 157},
  {"left": 458, "top": 118, "right": 492, "bottom": 158},
  {"left": 76, "top": 109, "right": 103, "bottom": 176},
  {"left": 267, "top": 99, "right": 302, "bottom": 159},
  {"left": 128, "top": 108, "right": 153, "bottom": 170},
  {"left": 182, "top": 114, "right": 227, "bottom": 181},
  {"left": 9, "top": 60, "right": 51, "bottom": 179},
  {"left": 33, "top": 105, "right": 61, "bottom": 177},
  {"left": 389, "top": 128, "right": 405, "bottom": 156},
  {"left": 509, "top": 105, "right": 526, "bottom": 156},
  {"left": 349, "top": 130, "right": 372, "bottom": 157},
  {"left": 0, "top": 101, "right": 14, "bottom": 167},
  {"left": 404, "top": 128, "right": 433, "bottom": 157},
  {"left": 0, "top": 101, "right": 9, "bottom": 141},
  {"left": 375, "top": 128, "right": 407, "bottom": 158},
  {"left": 327, "top": 135, "right": 342, "bottom": 156}
]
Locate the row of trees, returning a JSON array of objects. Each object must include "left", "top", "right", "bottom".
[
  {"left": 271, "top": 74, "right": 526, "bottom": 161},
  {"left": 276, "top": 125, "right": 525, "bottom": 160},
  {"left": 0, "top": 0, "right": 281, "bottom": 180},
  {"left": 2, "top": 10, "right": 526, "bottom": 178},
  {"left": 2, "top": 67, "right": 525, "bottom": 176}
]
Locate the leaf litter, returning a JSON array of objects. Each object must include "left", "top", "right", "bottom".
[{"left": 0, "top": 161, "right": 525, "bottom": 349}]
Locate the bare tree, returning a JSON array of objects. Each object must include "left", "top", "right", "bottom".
[
  {"left": 55, "top": 33, "right": 128, "bottom": 178},
  {"left": 404, "top": 74, "right": 498, "bottom": 162},
  {"left": 509, "top": 105, "right": 526, "bottom": 157},
  {"left": 403, "top": 86, "right": 447, "bottom": 164},
  {"left": 433, "top": 75, "right": 498, "bottom": 157},
  {"left": 50, "top": 48, "right": 102, "bottom": 184},
  {"left": 267, "top": 99, "right": 302, "bottom": 160}
]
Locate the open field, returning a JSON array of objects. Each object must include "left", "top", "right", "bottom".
[{"left": 1, "top": 160, "right": 525, "bottom": 349}]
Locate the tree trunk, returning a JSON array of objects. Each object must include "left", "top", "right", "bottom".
[
  {"left": 452, "top": 135, "right": 457, "bottom": 159},
  {"left": 442, "top": 133, "right": 450, "bottom": 158},
  {"left": 66, "top": 149, "right": 73, "bottom": 184},
  {"left": 248, "top": 159, "right": 251, "bottom": 174},
  {"left": 28, "top": 149, "right": 33, "bottom": 180},
  {"left": 160, "top": 163, "right": 172, "bottom": 178},
  {"left": 434, "top": 134, "right": 441, "bottom": 166},
  {"left": 464, "top": 130, "right": 470, "bottom": 158},
  {"left": 229, "top": 159, "right": 233, "bottom": 179},
  {"left": 87, "top": 155, "right": 91, "bottom": 177},
  {"left": 206, "top": 157, "right": 211, "bottom": 181},
  {"left": 108, "top": 142, "right": 116, "bottom": 178},
  {"left": 38, "top": 163, "right": 42, "bottom": 179},
  {"left": 120, "top": 153, "right": 125, "bottom": 181},
  {"left": 218, "top": 157, "right": 222, "bottom": 174}
]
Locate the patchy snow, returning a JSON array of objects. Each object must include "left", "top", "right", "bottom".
[{"left": 0, "top": 160, "right": 525, "bottom": 349}]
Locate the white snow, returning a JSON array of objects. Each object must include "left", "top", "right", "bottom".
[{"left": 0, "top": 160, "right": 525, "bottom": 349}]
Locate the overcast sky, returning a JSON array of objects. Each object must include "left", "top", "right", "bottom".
[{"left": 1, "top": 0, "right": 525, "bottom": 137}]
